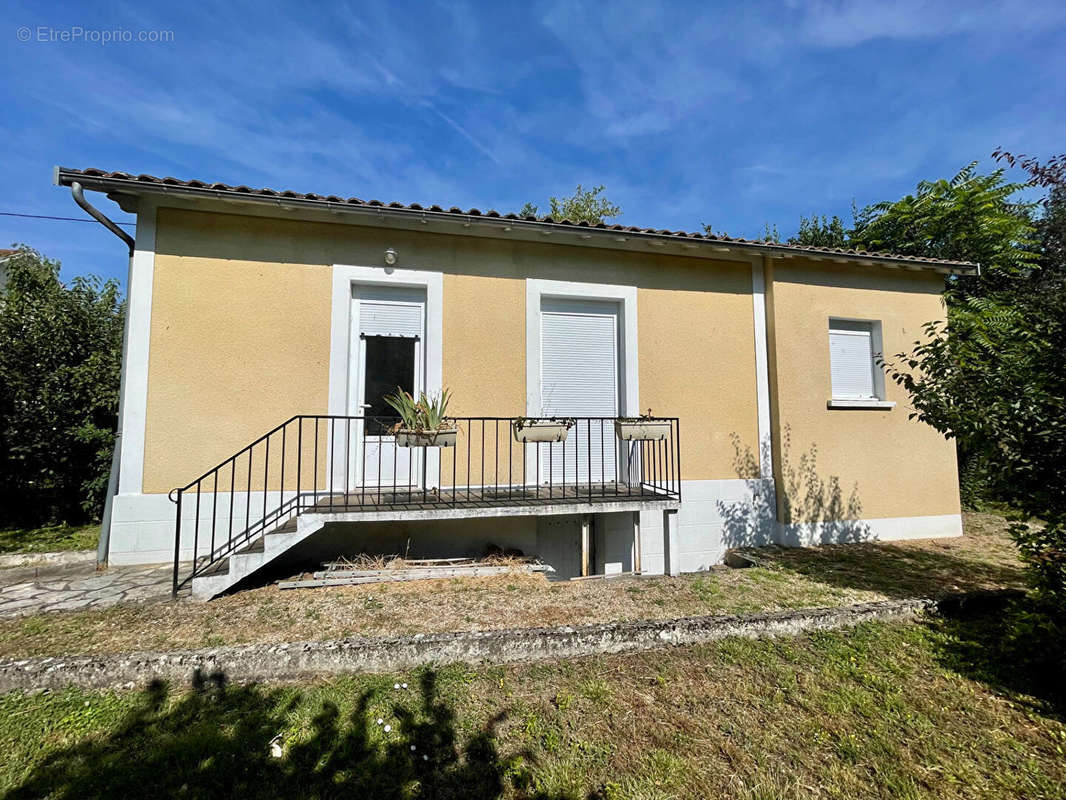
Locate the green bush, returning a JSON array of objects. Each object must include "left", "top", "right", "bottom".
[{"left": 0, "top": 246, "right": 123, "bottom": 526}]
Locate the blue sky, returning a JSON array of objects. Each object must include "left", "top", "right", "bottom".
[{"left": 3, "top": 0, "right": 1064, "bottom": 288}]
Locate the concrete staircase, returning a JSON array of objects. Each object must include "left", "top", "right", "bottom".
[{"left": 191, "top": 515, "right": 327, "bottom": 600}]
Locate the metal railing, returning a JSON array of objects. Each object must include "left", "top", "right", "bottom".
[{"left": 169, "top": 415, "right": 680, "bottom": 596}]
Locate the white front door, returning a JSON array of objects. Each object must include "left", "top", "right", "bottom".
[
  {"left": 350, "top": 286, "right": 426, "bottom": 488},
  {"left": 540, "top": 298, "right": 621, "bottom": 485}
]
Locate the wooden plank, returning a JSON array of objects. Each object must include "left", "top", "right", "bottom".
[
  {"left": 580, "top": 515, "right": 591, "bottom": 577},
  {"left": 312, "top": 563, "right": 551, "bottom": 580},
  {"left": 633, "top": 511, "right": 642, "bottom": 575},
  {"left": 569, "top": 571, "right": 635, "bottom": 582},
  {"left": 283, "top": 562, "right": 554, "bottom": 589}
]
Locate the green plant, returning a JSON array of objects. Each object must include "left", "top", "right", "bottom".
[
  {"left": 880, "top": 151, "right": 1066, "bottom": 606},
  {"left": 0, "top": 246, "right": 124, "bottom": 526},
  {"left": 519, "top": 184, "right": 622, "bottom": 224},
  {"left": 512, "top": 416, "right": 576, "bottom": 431},
  {"left": 383, "top": 387, "right": 452, "bottom": 432},
  {"left": 617, "top": 408, "right": 666, "bottom": 423}
]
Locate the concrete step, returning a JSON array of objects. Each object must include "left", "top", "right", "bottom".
[{"left": 190, "top": 514, "right": 323, "bottom": 601}]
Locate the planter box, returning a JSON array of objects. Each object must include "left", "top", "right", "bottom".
[
  {"left": 395, "top": 428, "right": 458, "bottom": 448},
  {"left": 614, "top": 419, "right": 672, "bottom": 441},
  {"left": 512, "top": 420, "right": 572, "bottom": 443}
]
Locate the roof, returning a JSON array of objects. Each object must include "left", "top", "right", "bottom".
[{"left": 54, "top": 167, "right": 977, "bottom": 273}]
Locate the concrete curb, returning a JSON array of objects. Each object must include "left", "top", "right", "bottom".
[
  {"left": 0, "top": 598, "right": 934, "bottom": 692},
  {"left": 0, "top": 550, "right": 96, "bottom": 569}
]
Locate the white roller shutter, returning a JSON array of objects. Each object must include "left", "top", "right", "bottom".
[
  {"left": 540, "top": 299, "right": 619, "bottom": 484},
  {"left": 359, "top": 301, "right": 422, "bottom": 338},
  {"left": 829, "top": 320, "right": 876, "bottom": 399}
]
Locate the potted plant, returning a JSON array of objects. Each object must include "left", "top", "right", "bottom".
[
  {"left": 384, "top": 388, "right": 458, "bottom": 447},
  {"left": 614, "top": 410, "right": 672, "bottom": 441},
  {"left": 512, "top": 416, "right": 575, "bottom": 443}
]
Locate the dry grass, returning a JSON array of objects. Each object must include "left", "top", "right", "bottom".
[{"left": 0, "top": 513, "right": 1026, "bottom": 660}]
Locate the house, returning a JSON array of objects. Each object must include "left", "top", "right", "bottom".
[
  {"left": 0, "top": 248, "right": 18, "bottom": 291},
  {"left": 55, "top": 167, "right": 970, "bottom": 599}
]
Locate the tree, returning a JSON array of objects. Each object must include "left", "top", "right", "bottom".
[
  {"left": 0, "top": 247, "right": 124, "bottom": 525},
  {"left": 518, "top": 184, "right": 621, "bottom": 225},
  {"left": 882, "top": 153, "right": 1066, "bottom": 606},
  {"left": 789, "top": 214, "right": 848, "bottom": 248},
  {"left": 850, "top": 162, "right": 1039, "bottom": 292}
]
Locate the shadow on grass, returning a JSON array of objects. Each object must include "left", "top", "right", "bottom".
[
  {"left": 754, "top": 539, "right": 1026, "bottom": 599},
  {"left": 925, "top": 598, "right": 1066, "bottom": 719},
  {"left": 4, "top": 669, "right": 574, "bottom": 800}
]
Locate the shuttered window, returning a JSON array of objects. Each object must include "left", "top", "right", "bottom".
[
  {"left": 540, "top": 299, "right": 619, "bottom": 483},
  {"left": 829, "top": 319, "right": 878, "bottom": 399},
  {"left": 359, "top": 301, "right": 422, "bottom": 338}
]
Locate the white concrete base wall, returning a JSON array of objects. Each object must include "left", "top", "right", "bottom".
[
  {"left": 639, "top": 479, "right": 776, "bottom": 575},
  {"left": 637, "top": 480, "right": 962, "bottom": 576},
  {"left": 107, "top": 481, "right": 962, "bottom": 570},
  {"left": 776, "top": 513, "right": 963, "bottom": 548},
  {"left": 109, "top": 491, "right": 290, "bottom": 565}
]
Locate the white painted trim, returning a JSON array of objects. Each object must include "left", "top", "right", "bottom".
[
  {"left": 826, "top": 399, "right": 896, "bottom": 410},
  {"left": 329, "top": 265, "right": 443, "bottom": 487},
  {"left": 751, "top": 260, "right": 773, "bottom": 480},
  {"left": 117, "top": 200, "right": 157, "bottom": 495},
  {"left": 329, "top": 265, "right": 443, "bottom": 418},
  {"left": 524, "top": 279, "right": 639, "bottom": 418},
  {"left": 828, "top": 316, "right": 887, "bottom": 401},
  {"left": 296, "top": 498, "right": 678, "bottom": 528}
]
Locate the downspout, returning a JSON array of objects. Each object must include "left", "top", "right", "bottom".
[
  {"left": 69, "top": 181, "right": 135, "bottom": 567},
  {"left": 71, "top": 182, "right": 135, "bottom": 255}
]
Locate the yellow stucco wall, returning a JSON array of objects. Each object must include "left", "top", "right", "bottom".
[
  {"left": 143, "top": 207, "right": 760, "bottom": 492},
  {"left": 143, "top": 220, "right": 332, "bottom": 494},
  {"left": 638, "top": 263, "right": 758, "bottom": 481},
  {"left": 766, "top": 259, "right": 960, "bottom": 521}
]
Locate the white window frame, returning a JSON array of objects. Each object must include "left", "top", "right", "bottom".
[
  {"left": 826, "top": 317, "right": 895, "bottom": 410},
  {"left": 525, "top": 279, "right": 639, "bottom": 485},
  {"left": 525, "top": 279, "right": 639, "bottom": 419}
]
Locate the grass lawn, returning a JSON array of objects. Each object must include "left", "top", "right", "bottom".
[
  {"left": 1, "top": 606, "right": 1064, "bottom": 799},
  {"left": 0, "top": 523, "right": 98, "bottom": 555},
  {"left": 0, "top": 513, "right": 1025, "bottom": 659}
]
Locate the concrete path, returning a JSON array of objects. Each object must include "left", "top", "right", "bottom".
[{"left": 0, "top": 557, "right": 176, "bottom": 618}]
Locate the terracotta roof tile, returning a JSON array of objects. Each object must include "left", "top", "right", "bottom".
[{"left": 53, "top": 167, "right": 977, "bottom": 269}]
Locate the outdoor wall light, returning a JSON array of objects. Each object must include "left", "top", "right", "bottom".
[{"left": 384, "top": 248, "right": 398, "bottom": 266}]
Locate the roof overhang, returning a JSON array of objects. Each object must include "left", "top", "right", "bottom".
[{"left": 54, "top": 167, "right": 978, "bottom": 276}]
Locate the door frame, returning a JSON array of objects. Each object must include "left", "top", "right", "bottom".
[
  {"left": 328, "top": 265, "right": 444, "bottom": 490},
  {"left": 524, "top": 279, "right": 640, "bottom": 486},
  {"left": 351, "top": 289, "right": 426, "bottom": 487}
]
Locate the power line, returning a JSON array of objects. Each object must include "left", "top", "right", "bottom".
[{"left": 0, "top": 210, "right": 136, "bottom": 228}]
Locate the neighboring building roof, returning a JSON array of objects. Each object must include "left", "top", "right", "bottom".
[
  {"left": 54, "top": 167, "right": 978, "bottom": 274},
  {"left": 0, "top": 249, "right": 13, "bottom": 291}
]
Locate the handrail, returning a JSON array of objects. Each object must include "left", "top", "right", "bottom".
[
  {"left": 170, "top": 415, "right": 681, "bottom": 597},
  {"left": 172, "top": 414, "right": 302, "bottom": 493}
]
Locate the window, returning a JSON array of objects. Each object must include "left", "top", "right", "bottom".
[
  {"left": 361, "top": 335, "right": 416, "bottom": 435},
  {"left": 828, "top": 319, "right": 887, "bottom": 404}
]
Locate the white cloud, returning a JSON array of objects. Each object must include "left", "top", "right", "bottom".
[{"left": 788, "top": 0, "right": 1066, "bottom": 47}]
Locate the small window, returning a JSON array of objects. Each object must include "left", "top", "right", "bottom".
[{"left": 828, "top": 319, "right": 883, "bottom": 400}]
